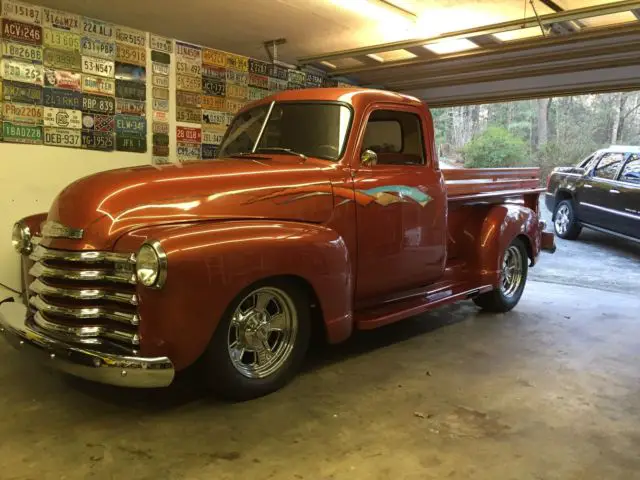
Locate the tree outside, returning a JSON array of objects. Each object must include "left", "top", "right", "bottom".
[{"left": 432, "top": 91, "right": 640, "bottom": 183}]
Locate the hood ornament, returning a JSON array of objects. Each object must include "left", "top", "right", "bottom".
[{"left": 41, "top": 220, "right": 84, "bottom": 239}]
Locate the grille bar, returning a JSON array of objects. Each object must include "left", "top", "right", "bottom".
[
  {"left": 30, "top": 278, "right": 138, "bottom": 306},
  {"left": 29, "top": 261, "right": 136, "bottom": 284},
  {"left": 30, "top": 294, "right": 139, "bottom": 326},
  {"left": 33, "top": 311, "right": 139, "bottom": 346},
  {"left": 29, "top": 244, "right": 135, "bottom": 264}
]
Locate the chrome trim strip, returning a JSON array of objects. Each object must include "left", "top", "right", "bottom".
[
  {"left": 29, "top": 294, "right": 139, "bottom": 326},
  {"left": 29, "top": 244, "right": 135, "bottom": 264},
  {"left": 41, "top": 220, "right": 84, "bottom": 239},
  {"left": 33, "top": 309, "right": 139, "bottom": 346},
  {"left": 29, "top": 279, "right": 137, "bottom": 306},
  {"left": 580, "top": 222, "right": 640, "bottom": 244},
  {"left": 0, "top": 302, "right": 173, "bottom": 388},
  {"left": 29, "top": 261, "right": 137, "bottom": 284},
  {"left": 580, "top": 202, "right": 640, "bottom": 221}
]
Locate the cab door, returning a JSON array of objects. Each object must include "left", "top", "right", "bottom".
[
  {"left": 614, "top": 154, "right": 640, "bottom": 239},
  {"left": 351, "top": 104, "right": 447, "bottom": 302},
  {"left": 577, "top": 152, "right": 625, "bottom": 228}
]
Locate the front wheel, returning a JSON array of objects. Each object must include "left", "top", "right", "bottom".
[
  {"left": 553, "top": 199, "right": 582, "bottom": 240},
  {"left": 200, "top": 279, "right": 310, "bottom": 401},
  {"left": 473, "top": 238, "right": 529, "bottom": 313}
]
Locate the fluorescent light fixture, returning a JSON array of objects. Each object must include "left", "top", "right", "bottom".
[
  {"left": 424, "top": 38, "right": 479, "bottom": 55},
  {"left": 321, "top": 61, "right": 337, "bottom": 69},
  {"left": 367, "top": 54, "right": 385, "bottom": 62}
]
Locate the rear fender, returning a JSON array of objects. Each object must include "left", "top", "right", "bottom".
[{"left": 114, "top": 221, "right": 353, "bottom": 370}]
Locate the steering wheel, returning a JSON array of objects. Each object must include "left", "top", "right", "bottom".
[{"left": 315, "top": 144, "right": 339, "bottom": 157}]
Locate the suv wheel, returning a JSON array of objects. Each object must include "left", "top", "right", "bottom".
[{"left": 553, "top": 200, "right": 582, "bottom": 240}]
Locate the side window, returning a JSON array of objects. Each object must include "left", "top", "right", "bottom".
[
  {"left": 578, "top": 154, "right": 594, "bottom": 168},
  {"left": 620, "top": 155, "right": 640, "bottom": 185},
  {"left": 361, "top": 110, "right": 425, "bottom": 165},
  {"left": 593, "top": 153, "right": 624, "bottom": 180}
]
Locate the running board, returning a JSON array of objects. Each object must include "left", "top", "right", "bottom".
[
  {"left": 580, "top": 222, "right": 640, "bottom": 244},
  {"left": 355, "top": 282, "right": 493, "bottom": 330}
]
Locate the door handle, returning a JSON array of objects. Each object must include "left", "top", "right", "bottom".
[
  {"left": 610, "top": 189, "right": 621, "bottom": 194},
  {"left": 583, "top": 184, "right": 593, "bottom": 188}
]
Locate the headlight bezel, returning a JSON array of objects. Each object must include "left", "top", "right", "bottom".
[
  {"left": 12, "top": 221, "right": 32, "bottom": 255},
  {"left": 135, "top": 240, "right": 168, "bottom": 289}
]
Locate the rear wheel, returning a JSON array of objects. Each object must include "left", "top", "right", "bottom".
[
  {"left": 553, "top": 200, "right": 582, "bottom": 240},
  {"left": 473, "top": 238, "right": 528, "bottom": 313},
  {"left": 200, "top": 279, "right": 310, "bottom": 401}
]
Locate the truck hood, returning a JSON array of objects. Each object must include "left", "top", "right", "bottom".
[{"left": 43, "top": 156, "right": 336, "bottom": 250}]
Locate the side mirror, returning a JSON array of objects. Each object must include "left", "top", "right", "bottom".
[{"left": 361, "top": 149, "right": 378, "bottom": 166}]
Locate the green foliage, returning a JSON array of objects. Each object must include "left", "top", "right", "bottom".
[{"left": 462, "top": 127, "right": 528, "bottom": 168}]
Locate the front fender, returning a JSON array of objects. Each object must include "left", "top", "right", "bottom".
[
  {"left": 476, "top": 204, "right": 541, "bottom": 286},
  {"left": 114, "top": 221, "right": 353, "bottom": 370}
]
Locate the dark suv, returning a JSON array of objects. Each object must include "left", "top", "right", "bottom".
[{"left": 545, "top": 145, "right": 640, "bottom": 243}]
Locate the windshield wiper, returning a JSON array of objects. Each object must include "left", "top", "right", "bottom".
[{"left": 254, "top": 147, "right": 307, "bottom": 160}]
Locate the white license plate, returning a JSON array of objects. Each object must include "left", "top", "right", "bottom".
[
  {"left": 2, "top": 41, "right": 42, "bottom": 62},
  {"left": 177, "top": 142, "right": 201, "bottom": 161},
  {"left": 202, "top": 128, "right": 225, "bottom": 145},
  {"left": 176, "top": 74, "right": 201, "bottom": 92},
  {"left": 82, "top": 56, "right": 114, "bottom": 77},
  {"left": 2, "top": 0, "right": 41, "bottom": 25},
  {"left": 176, "top": 59, "right": 201, "bottom": 77},
  {"left": 83, "top": 17, "right": 113, "bottom": 38},
  {"left": 152, "top": 99, "right": 169, "bottom": 111},
  {"left": 44, "top": 107, "right": 83, "bottom": 129},
  {"left": 152, "top": 62, "right": 169, "bottom": 76},
  {"left": 115, "top": 26, "right": 146, "bottom": 47},
  {"left": 43, "top": 7, "right": 80, "bottom": 32},
  {"left": 1, "top": 58, "right": 43, "bottom": 84},
  {"left": 44, "top": 28, "right": 81, "bottom": 51},
  {"left": 81, "top": 36, "right": 115, "bottom": 60},
  {"left": 202, "top": 109, "right": 227, "bottom": 127},
  {"left": 150, "top": 34, "right": 172, "bottom": 53},
  {"left": 226, "top": 70, "right": 248, "bottom": 85},
  {"left": 3, "top": 102, "right": 43, "bottom": 124},
  {"left": 152, "top": 74, "right": 169, "bottom": 88},
  {"left": 81, "top": 74, "right": 115, "bottom": 95},
  {"left": 44, "top": 127, "right": 82, "bottom": 147}
]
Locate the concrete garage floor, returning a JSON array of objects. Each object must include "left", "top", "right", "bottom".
[{"left": 1, "top": 206, "right": 640, "bottom": 480}]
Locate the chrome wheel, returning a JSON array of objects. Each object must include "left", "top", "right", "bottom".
[
  {"left": 500, "top": 245, "right": 524, "bottom": 298},
  {"left": 554, "top": 204, "right": 571, "bottom": 235},
  {"left": 227, "top": 286, "right": 298, "bottom": 379}
]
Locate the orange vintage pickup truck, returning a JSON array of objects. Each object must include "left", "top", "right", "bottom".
[{"left": 1, "top": 88, "right": 555, "bottom": 400}]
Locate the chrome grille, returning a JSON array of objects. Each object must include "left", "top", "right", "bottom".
[{"left": 26, "top": 244, "right": 139, "bottom": 353}]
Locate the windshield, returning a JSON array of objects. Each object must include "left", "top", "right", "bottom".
[{"left": 218, "top": 102, "right": 352, "bottom": 161}]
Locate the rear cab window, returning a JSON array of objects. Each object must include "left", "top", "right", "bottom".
[
  {"left": 592, "top": 152, "right": 624, "bottom": 180},
  {"left": 620, "top": 154, "right": 640, "bottom": 185},
  {"left": 362, "top": 110, "right": 425, "bottom": 166}
]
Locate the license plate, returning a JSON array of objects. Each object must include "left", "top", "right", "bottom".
[
  {"left": 43, "top": 8, "right": 80, "bottom": 32},
  {"left": 249, "top": 73, "right": 269, "bottom": 89},
  {"left": 116, "top": 134, "right": 147, "bottom": 152},
  {"left": 202, "top": 143, "right": 218, "bottom": 159},
  {"left": 83, "top": 18, "right": 113, "bottom": 38},
  {"left": 44, "top": 127, "right": 81, "bottom": 147},
  {"left": 152, "top": 74, "right": 169, "bottom": 88},
  {"left": 226, "top": 70, "right": 248, "bottom": 85},
  {"left": 82, "top": 113, "right": 114, "bottom": 132},
  {"left": 153, "top": 155, "right": 170, "bottom": 165},
  {"left": 44, "top": 68, "right": 81, "bottom": 91},
  {"left": 2, "top": 41, "right": 43, "bottom": 62},
  {"left": 152, "top": 121, "right": 169, "bottom": 134},
  {"left": 177, "top": 142, "right": 201, "bottom": 161},
  {"left": 151, "top": 50, "right": 170, "bottom": 64},
  {"left": 116, "top": 63, "right": 146, "bottom": 82},
  {"left": 153, "top": 144, "right": 169, "bottom": 156},
  {"left": 152, "top": 110, "right": 168, "bottom": 122},
  {"left": 248, "top": 59, "right": 269, "bottom": 76},
  {"left": 82, "top": 131, "right": 114, "bottom": 151},
  {"left": 43, "top": 87, "right": 82, "bottom": 109},
  {"left": 226, "top": 83, "right": 248, "bottom": 100},
  {"left": 3, "top": 121, "right": 42, "bottom": 143},
  {"left": 202, "top": 95, "right": 225, "bottom": 111},
  {"left": 288, "top": 70, "right": 306, "bottom": 85},
  {"left": 153, "top": 99, "right": 169, "bottom": 111},
  {"left": 81, "top": 75, "right": 115, "bottom": 96},
  {"left": 226, "top": 54, "right": 248, "bottom": 72},
  {"left": 44, "top": 48, "right": 81, "bottom": 70},
  {"left": 268, "top": 64, "right": 288, "bottom": 80},
  {"left": 43, "top": 107, "right": 82, "bottom": 129},
  {"left": 115, "top": 26, "right": 146, "bottom": 47},
  {"left": 82, "top": 56, "right": 114, "bottom": 78},
  {"left": 44, "top": 28, "right": 80, "bottom": 51},
  {"left": 3, "top": 81, "right": 42, "bottom": 103},
  {"left": 176, "top": 126, "right": 201, "bottom": 143},
  {"left": 82, "top": 93, "right": 115, "bottom": 114},
  {"left": 202, "top": 64, "right": 225, "bottom": 80},
  {"left": 305, "top": 72, "right": 324, "bottom": 86},
  {"left": 176, "top": 90, "right": 202, "bottom": 108},
  {"left": 176, "top": 107, "right": 201, "bottom": 124},
  {"left": 175, "top": 41, "right": 201, "bottom": 62},
  {"left": 176, "top": 59, "right": 201, "bottom": 77},
  {"left": 202, "top": 109, "right": 227, "bottom": 127},
  {"left": 3, "top": 102, "right": 43, "bottom": 124},
  {"left": 116, "top": 98, "right": 145, "bottom": 116},
  {"left": 152, "top": 87, "right": 169, "bottom": 100},
  {"left": 269, "top": 78, "right": 288, "bottom": 91},
  {"left": 202, "top": 78, "right": 225, "bottom": 97},
  {"left": 152, "top": 62, "right": 169, "bottom": 76},
  {"left": 150, "top": 34, "right": 172, "bottom": 53},
  {"left": 202, "top": 48, "right": 226, "bottom": 67},
  {"left": 115, "top": 79, "right": 146, "bottom": 101},
  {"left": 115, "top": 114, "right": 146, "bottom": 135},
  {"left": 152, "top": 133, "right": 169, "bottom": 146},
  {"left": 176, "top": 74, "right": 201, "bottom": 93},
  {"left": 248, "top": 86, "right": 268, "bottom": 101},
  {"left": 2, "top": 1, "right": 41, "bottom": 25},
  {"left": 116, "top": 43, "right": 146, "bottom": 66},
  {"left": 224, "top": 98, "right": 245, "bottom": 114},
  {"left": 202, "top": 128, "right": 225, "bottom": 145},
  {"left": 2, "top": 59, "right": 43, "bottom": 85},
  {"left": 81, "top": 36, "right": 115, "bottom": 60}
]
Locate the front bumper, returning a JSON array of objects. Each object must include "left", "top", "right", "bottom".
[{"left": 0, "top": 301, "right": 174, "bottom": 388}]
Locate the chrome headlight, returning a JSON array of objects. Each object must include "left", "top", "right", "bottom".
[
  {"left": 11, "top": 221, "right": 32, "bottom": 254},
  {"left": 135, "top": 241, "right": 167, "bottom": 288}
]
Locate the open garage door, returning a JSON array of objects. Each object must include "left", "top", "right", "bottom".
[{"left": 299, "top": 0, "right": 640, "bottom": 107}]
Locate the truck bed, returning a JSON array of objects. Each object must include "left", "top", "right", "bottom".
[{"left": 443, "top": 167, "right": 544, "bottom": 203}]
